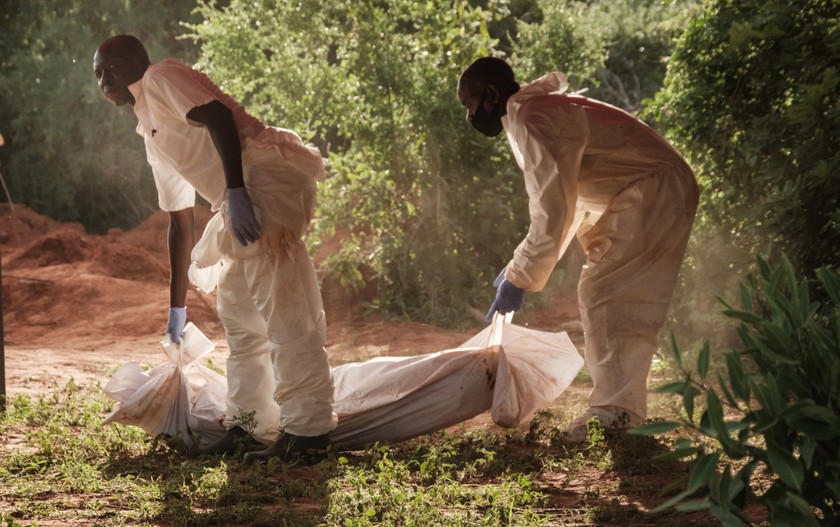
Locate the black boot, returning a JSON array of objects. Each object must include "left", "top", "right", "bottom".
[
  {"left": 243, "top": 432, "right": 331, "bottom": 464},
  {"left": 196, "top": 426, "right": 256, "bottom": 455}
]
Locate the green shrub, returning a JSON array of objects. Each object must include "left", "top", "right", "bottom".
[
  {"left": 647, "top": 0, "right": 840, "bottom": 276},
  {"left": 634, "top": 255, "right": 840, "bottom": 526}
]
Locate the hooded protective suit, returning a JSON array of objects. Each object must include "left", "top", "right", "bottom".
[
  {"left": 500, "top": 73, "right": 698, "bottom": 424},
  {"left": 130, "top": 59, "right": 337, "bottom": 442}
]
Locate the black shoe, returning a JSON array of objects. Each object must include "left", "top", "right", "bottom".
[
  {"left": 196, "top": 426, "right": 256, "bottom": 455},
  {"left": 243, "top": 432, "right": 331, "bottom": 464}
]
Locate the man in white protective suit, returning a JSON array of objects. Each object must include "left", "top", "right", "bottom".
[
  {"left": 93, "top": 35, "right": 337, "bottom": 462},
  {"left": 457, "top": 57, "right": 699, "bottom": 442}
]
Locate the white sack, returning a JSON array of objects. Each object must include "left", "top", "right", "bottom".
[
  {"left": 103, "top": 318, "right": 583, "bottom": 450},
  {"left": 330, "top": 315, "right": 583, "bottom": 450},
  {"left": 102, "top": 323, "right": 227, "bottom": 446},
  {"left": 329, "top": 345, "right": 499, "bottom": 450}
]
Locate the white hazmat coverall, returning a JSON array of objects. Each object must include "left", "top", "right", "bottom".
[
  {"left": 129, "top": 59, "right": 337, "bottom": 443},
  {"left": 501, "top": 73, "right": 699, "bottom": 425}
]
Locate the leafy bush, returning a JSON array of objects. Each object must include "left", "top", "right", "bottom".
[
  {"left": 511, "top": 0, "right": 606, "bottom": 85},
  {"left": 646, "top": 0, "right": 840, "bottom": 354},
  {"left": 647, "top": 0, "right": 840, "bottom": 276},
  {"left": 634, "top": 256, "right": 840, "bottom": 526}
]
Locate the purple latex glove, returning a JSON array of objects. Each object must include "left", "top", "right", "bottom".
[
  {"left": 226, "top": 186, "right": 261, "bottom": 246},
  {"left": 485, "top": 268, "right": 525, "bottom": 322},
  {"left": 166, "top": 306, "right": 187, "bottom": 344}
]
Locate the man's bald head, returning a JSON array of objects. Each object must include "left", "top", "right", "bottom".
[
  {"left": 93, "top": 35, "right": 150, "bottom": 106},
  {"left": 96, "top": 35, "right": 151, "bottom": 66},
  {"left": 456, "top": 57, "right": 520, "bottom": 135},
  {"left": 458, "top": 57, "right": 517, "bottom": 95}
]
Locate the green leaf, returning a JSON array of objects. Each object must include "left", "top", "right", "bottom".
[
  {"left": 651, "top": 488, "right": 694, "bottom": 513},
  {"left": 766, "top": 446, "right": 804, "bottom": 493},
  {"left": 818, "top": 267, "right": 840, "bottom": 306},
  {"left": 706, "top": 390, "right": 747, "bottom": 457},
  {"left": 762, "top": 323, "right": 796, "bottom": 360},
  {"left": 670, "top": 331, "right": 683, "bottom": 369},
  {"left": 749, "top": 332, "right": 799, "bottom": 366},
  {"left": 688, "top": 451, "right": 720, "bottom": 493},
  {"left": 738, "top": 283, "right": 753, "bottom": 312},
  {"left": 784, "top": 405, "right": 840, "bottom": 440},
  {"left": 697, "top": 341, "right": 711, "bottom": 380},
  {"left": 730, "top": 460, "right": 755, "bottom": 501},
  {"left": 781, "top": 254, "right": 798, "bottom": 298},
  {"left": 706, "top": 390, "right": 725, "bottom": 430},
  {"left": 768, "top": 265, "right": 786, "bottom": 296},
  {"left": 684, "top": 384, "right": 698, "bottom": 421},
  {"left": 726, "top": 353, "right": 750, "bottom": 401},
  {"left": 722, "top": 309, "right": 763, "bottom": 325},
  {"left": 628, "top": 421, "right": 680, "bottom": 436},
  {"left": 796, "top": 281, "right": 810, "bottom": 330},
  {"left": 656, "top": 381, "right": 687, "bottom": 394},
  {"left": 799, "top": 438, "right": 816, "bottom": 469},
  {"left": 724, "top": 420, "right": 749, "bottom": 435},
  {"left": 754, "top": 378, "right": 784, "bottom": 414},
  {"left": 784, "top": 403, "right": 840, "bottom": 427},
  {"left": 654, "top": 446, "right": 702, "bottom": 463},
  {"left": 717, "top": 464, "right": 732, "bottom": 514},
  {"left": 717, "top": 373, "right": 739, "bottom": 408},
  {"left": 757, "top": 256, "right": 772, "bottom": 280},
  {"left": 783, "top": 491, "right": 822, "bottom": 526}
]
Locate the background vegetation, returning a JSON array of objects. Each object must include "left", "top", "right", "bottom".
[
  {"left": 647, "top": 0, "right": 840, "bottom": 347},
  {"left": 1, "top": 0, "right": 837, "bottom": 328}
]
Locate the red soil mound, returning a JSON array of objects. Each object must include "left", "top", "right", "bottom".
[
  {"left": 1, "top": 201, "right": 576, "bottom": 351},
  {"left": 1, "top": 204, "right": 221, "bottom": 346},
  {"left": 0, "top": 204, "right": 372, "bottom": 347}
]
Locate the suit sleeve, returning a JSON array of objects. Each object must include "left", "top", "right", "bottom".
[
  {"left": 143, "top": 63, "right": 216, "bottom": 125},
  {"left": 506, "top": 102, "right": 589, "bottom": 292},
  {"left": 143, "top": 64, "right": 215, "bottom": 211}
]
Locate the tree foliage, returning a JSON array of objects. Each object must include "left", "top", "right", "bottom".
[
  {"left": 186, "top": 0, "right": 607, "bottom": 324},
  {"left": 647, "top": 0, "right": 840, "bottom": 276},
  {"left": 511, "top": 0, "right": 606, "bottom": 85},
  {"left": 0, "top": 0, "right": 200, "bottom": 231},
  {"left": 582, "top": 0, "right": 702, "bottom": 112}
]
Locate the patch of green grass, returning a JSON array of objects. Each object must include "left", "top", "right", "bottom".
[{"left": 0, "top": 378, "right": 731, "bottom": 526}]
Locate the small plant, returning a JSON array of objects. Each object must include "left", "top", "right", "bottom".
[{"left": 633, "top": 255, "right": 840, "bottom": 526}]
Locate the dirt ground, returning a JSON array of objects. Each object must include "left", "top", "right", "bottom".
[{"left": 0, "top": 203, "right": 582, "bottom": 400}]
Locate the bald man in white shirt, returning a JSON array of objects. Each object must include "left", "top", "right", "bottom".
[{"left": 94, "top": 35, "right": 336, "bottom": 462}]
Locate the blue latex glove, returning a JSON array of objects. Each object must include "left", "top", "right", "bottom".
[
  {"left": 166, "top": 306, "right": 187, "bottom": 344},
  {"left": 226, "top": 186, "right": 261, "bottom": 246},
  {"left": 485, "top": 269, "right": 525, "bottom": 322}
]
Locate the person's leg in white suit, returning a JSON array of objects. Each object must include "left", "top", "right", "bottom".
[
  {"left": 239, "top": 242, "right": 337, "bottom": 462},
  {"left": 570, "top": 167, "right": 697, "bottom": 442},
  {"left": 201, "top": 242, "right": 337, "bottom": 461}
]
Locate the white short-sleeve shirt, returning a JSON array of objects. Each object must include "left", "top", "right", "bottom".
[{"left": 128, "top": 59, "right": 265, "bottom": 212}]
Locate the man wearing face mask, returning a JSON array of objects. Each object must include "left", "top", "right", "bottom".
[{"left": 457, "top": 57, "right": 698, "bottom": 442}]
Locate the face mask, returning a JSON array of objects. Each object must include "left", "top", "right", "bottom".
[{"left": 470, "top": 92, "right": 503, "bottom": 137}]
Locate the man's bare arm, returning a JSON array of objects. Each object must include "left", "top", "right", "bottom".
[
  {"left": 186, "top": 100, "right": 244, "bottom": 188},
  {"left": 168, "top": 207, "right": 195, "bottom": 307},
  {"left": 187, "top": 99, "right": 259, "bottom": 246}
]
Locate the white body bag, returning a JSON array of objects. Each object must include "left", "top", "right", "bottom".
[{"left": 103, "top": 315, "right": 583, "bottom": 449}]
